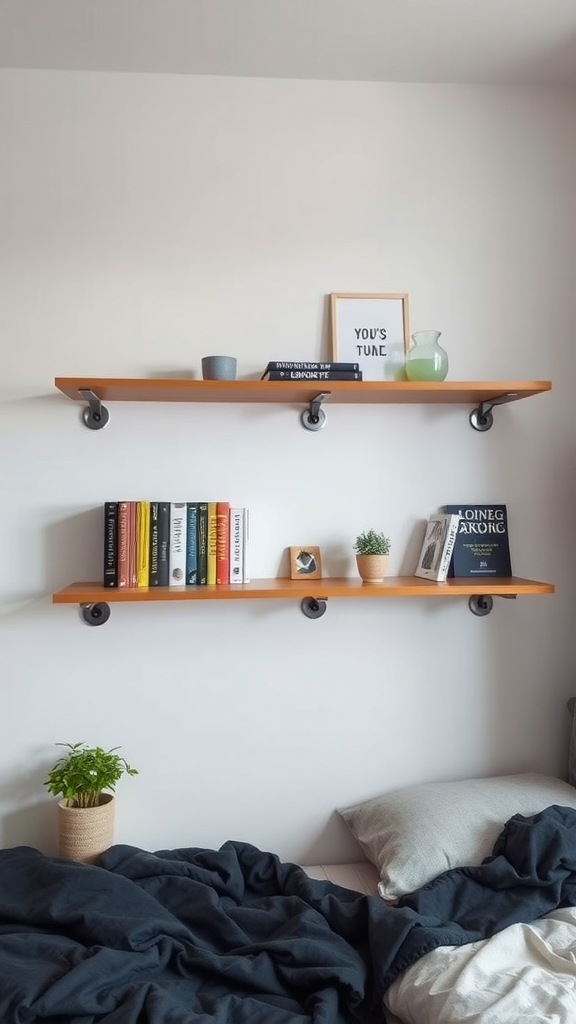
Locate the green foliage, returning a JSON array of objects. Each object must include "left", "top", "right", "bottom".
[
  {"left": 353, "top": 529, "right": 391, "bottom": 556},
  {"left": 44, "top": 742, "right": 138, "bottom": 808}
]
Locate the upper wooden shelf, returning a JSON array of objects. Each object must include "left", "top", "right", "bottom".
[{"left": 55, "top": 377, "right": 551, "bottom": 407}]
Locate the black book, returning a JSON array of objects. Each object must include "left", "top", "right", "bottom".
[
  {"left": 262, "top": 370, "right": 362, "bottom": 381},
  {"left": 157, "top": 502, "right": 170, "bottom": 587},
  {"left": 148, "top": 501, "right": 160, "bottom": 586},
  {"left": 444, "top": 504, "right": 512, "bottom": 577},
  {"left": 261, "top": 361, "right": 359, "bottom": 378},
  {"left": 197, "top": 502, "right": 208, "bottom": 585},
  {"left": 103, "top": 501, "right": 118, "bottom": 588}
]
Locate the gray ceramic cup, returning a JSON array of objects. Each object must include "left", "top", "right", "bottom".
[{"left": 201, "top": 356, "right": 237, "bottom": 380}]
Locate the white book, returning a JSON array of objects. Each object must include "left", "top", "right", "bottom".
[
  {"left": 242, "top": 507, "right": 250, "bottom": 583},
  {"left": 169, "top": 502, "right": 187, "bottom": 585},
  {"left": 414, "top": 513, "right": 460, "bottom": 582},
  {"left": 229, "top": 507, "right": 244, "bottom": 584}
]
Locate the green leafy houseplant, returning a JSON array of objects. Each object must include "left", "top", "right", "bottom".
[
  {"left": 353, "top": 529, "right": 391, "bottom": 556},
  {"left": 45, "top": 742, "right": 138, "bottom": 809}
]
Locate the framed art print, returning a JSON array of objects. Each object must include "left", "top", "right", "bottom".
[
  {"left": 330, "top": 292, "right": 410, "bottom": 381},
  {"left": 290, "top": 546, "right": 322, "bottom": 580}
]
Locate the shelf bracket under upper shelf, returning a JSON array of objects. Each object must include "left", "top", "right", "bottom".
[
  {"left": 469, "top": 392, "right": 518, "bottom": 432},
  {"left": 300, "top": 392, "right": 330, "bottom": 431},
  {"left": 78, "top": 389, "right": 110, "bottom": 431}
]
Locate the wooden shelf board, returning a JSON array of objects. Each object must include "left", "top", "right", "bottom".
[
  {"left": 54, "top": 377, "right": 552, "bottom": 407},
  {"left": 52, "top": 577, "right": 555, "bottom": 605}
]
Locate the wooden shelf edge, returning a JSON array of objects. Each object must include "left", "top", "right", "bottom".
[
  {"left": 54, "top": 377, "right": 552, "bottom": 407},
  {"left": 52, "top": 576, "right": 555, "bottom": 605}
]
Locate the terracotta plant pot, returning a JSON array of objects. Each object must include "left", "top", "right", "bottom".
[
  {"left": 356, "top": 553, "right": 390, "bottom": 584},
  {"left": 57, "top": 793, "right": 115, "bottom": 864}
]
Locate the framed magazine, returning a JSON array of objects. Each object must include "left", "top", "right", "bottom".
[
  {"left": 414, "top": 513, "right": 460, "bottom": 582},
  {"left": 330, "top": 292, "right": 410, "bottom": 381}
]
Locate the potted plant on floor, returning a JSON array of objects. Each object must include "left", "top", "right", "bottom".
[
  {"left": 44, "top": 742, "right": 138, "bottom": 864},
  {"left": 354, "top": 529, "right": 391, "bottom": 584}
]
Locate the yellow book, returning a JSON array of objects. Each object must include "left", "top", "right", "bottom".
[
  {"left": 136, "top": 500, "right": 150, "bottom": 587},
  {"left": 207, "top": 501, "right": 218, "bottom": 585}
]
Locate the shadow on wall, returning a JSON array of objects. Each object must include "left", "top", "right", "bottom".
[
  {"left": 46, "top": 507, "right": 102, "bottom": 591},
  {"left": 0, "top": 802, "right": 57, "bottom": 855},
  {"left": 298, "top": 810, "right": 365, "bottom": 865},
  {"left": 0, "top": 761, "right": 58, "bottom": 854}
]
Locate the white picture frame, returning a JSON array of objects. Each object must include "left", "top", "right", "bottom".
[{"left": 330, "top": 292, "right": 410, "bottom": 381}]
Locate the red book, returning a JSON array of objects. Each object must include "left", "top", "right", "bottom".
[
  {"left": 128, "top": 501, "right": 138, "bottom": 588},
  {"left": 117, "top": 501, "right": 129, "bottom": 587},
  {"left": 216, "top": 502, "right": 230, "bottom": 585}
]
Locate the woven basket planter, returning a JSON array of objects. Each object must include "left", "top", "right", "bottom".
[{"left": 57, "top": 794, "right": 115, "bottom": 864}]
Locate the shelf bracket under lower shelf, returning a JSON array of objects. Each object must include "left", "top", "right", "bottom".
[
  {"left": 300, "top": 392, "right": 330, "bottom": 432},
  {"left": 468, "top": 593, "right": 517, "bottom": 616},
  {"left": 78, "top": 390, "right": 110, "bottom": 431},
  {"left": 81, "top": 602, "right": 111, "bottom": 626},
  {"left": 469, "top": 392, "right": 518, "bottom": 432},
  {"left": 300, "top": 597, "right": 328, "bottom": 618},
  {"left": 77, "top": 597, "right": 330, "bottom": 625}
]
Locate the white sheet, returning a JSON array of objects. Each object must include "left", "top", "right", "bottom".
[{"left": 384, "top": 905, "right": 576, "bottom": 1024}]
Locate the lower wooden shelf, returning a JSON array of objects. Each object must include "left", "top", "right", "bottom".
[{"left": 52, "top": 576, "right": 555, "bottom": 624}]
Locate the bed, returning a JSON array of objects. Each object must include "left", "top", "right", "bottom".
[{"left": 3, "top": 771, "right": 576, "bottom": 1023}]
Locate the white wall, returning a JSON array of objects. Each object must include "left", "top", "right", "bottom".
[{"left": 1, "top": 70, "right": 576, "bottom": 863}]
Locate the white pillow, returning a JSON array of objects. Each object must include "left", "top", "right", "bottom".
[{"left": 338, "top": 773, "right": 576, "bottom": 901}]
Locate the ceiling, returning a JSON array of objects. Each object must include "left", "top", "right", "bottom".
[{"left": 2, "top": 0, "right": 576, "bottom": 86}]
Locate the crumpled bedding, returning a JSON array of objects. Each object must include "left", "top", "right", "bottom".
[{"left": 385, "top": 904, "right": 576, "bottom": 1024}]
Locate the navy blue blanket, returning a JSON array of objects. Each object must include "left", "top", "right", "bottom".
[{"left": 2, "top": 804, "right": 576, "bottom": 1023}]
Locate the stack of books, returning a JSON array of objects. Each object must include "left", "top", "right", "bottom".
[
  {"left": 260, "top": 361, "right": 362, "bottom": 381},
  {"left": 103, "top": 501, "right": 250, "bottom": 589}
]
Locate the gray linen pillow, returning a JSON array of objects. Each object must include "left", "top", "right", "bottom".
[{"left": 338, "top": 772, "right": 576, "bottom": 901}]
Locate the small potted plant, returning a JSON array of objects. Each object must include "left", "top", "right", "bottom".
[
  {"left": 44, "top": 742, "right": 138, "bottom": 864},
  {"left": 354, "top": 529, "right": 391, "bottom": 584}
]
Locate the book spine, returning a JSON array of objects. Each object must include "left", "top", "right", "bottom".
[
  {"left": 229, "top": 508, "right": 244, "bottom": 584},
  {"left": 437, "top": 515, "right": 461, "bottom": 582},
  {"left": 264, "top": 370, "right": 362, "bottom": 381},
  {"left": 136, "top": 501, "right": 150, "bottom": 587},
  {"left": 157, "top": 502, "right": 170, "bottom": 586},
  {"left": 127, "top": 501, "right": 138, "bottom": 588},
  {"left": 169, "top": 502, "right": 187, "bottom": 585},
  {"left": 148, "top": 501, "right": 160, "bottom": 587},
  {"left": 196, "top": 502, "right": 208, "bottom": 585},
  {"left": 207, "top": 502, "right": 218, "bottom": 585},
  {"left": 103, "top": 501, "right": 118, "bottom": 588},
  {"left": 242, "top": 507, "right": 250, "bottom": 583},
  {"left": 262, "top": 361, "right": 360, "bottom": 374},
  {"left": 117, "top": 501, "right": 129, "bottom": 587},
  {"left": 186, "top": 502, "right": 198, "bottom": 585},
  {"left": 216, "top": 502, "right": 230, "bottom": 585}
]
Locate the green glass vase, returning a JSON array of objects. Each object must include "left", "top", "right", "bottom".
[{"left": 405, "top": 330, "right": 449, "bottom": 382}]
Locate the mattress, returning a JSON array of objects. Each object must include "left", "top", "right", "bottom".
[{"left": 301, "top": 860, "right": 381, "bottom": 895}]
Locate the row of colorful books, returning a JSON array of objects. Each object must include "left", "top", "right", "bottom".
[{"left": 103, "top": 501, "right": 250, "bottom": 588}]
